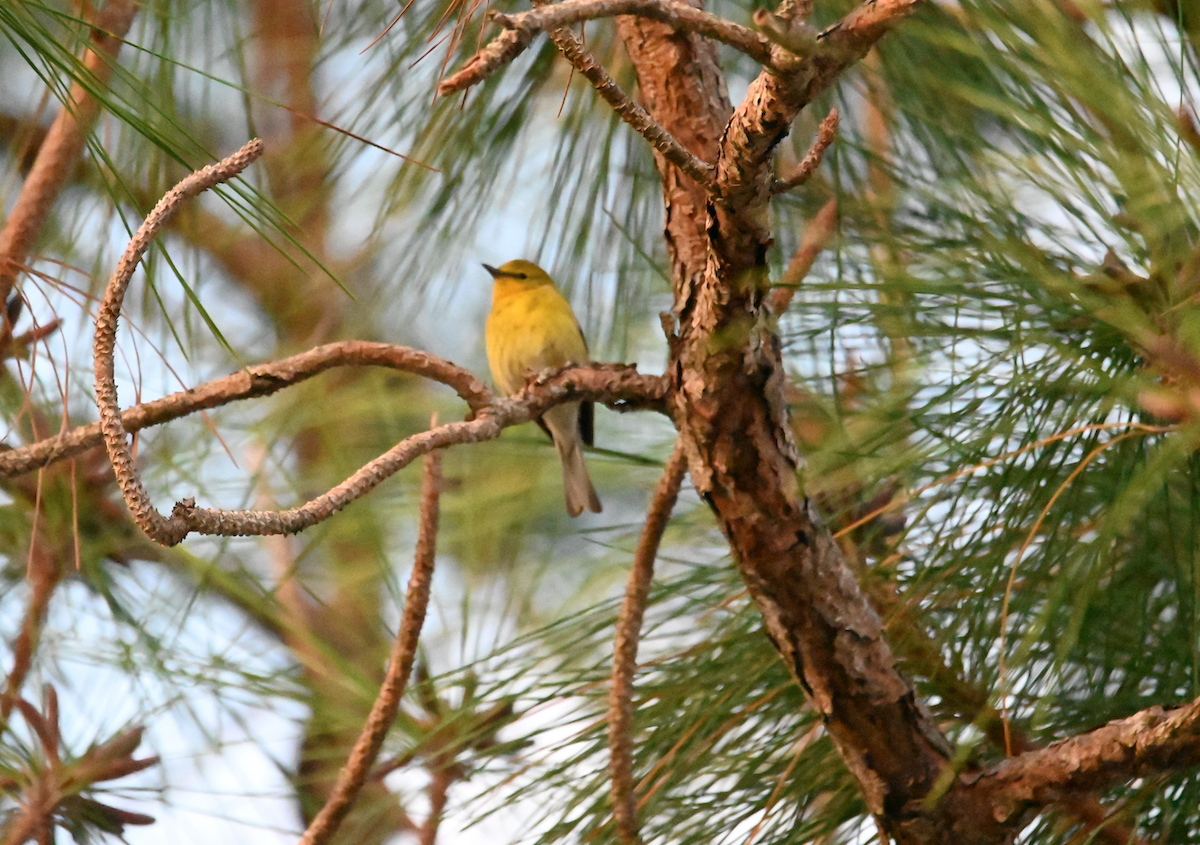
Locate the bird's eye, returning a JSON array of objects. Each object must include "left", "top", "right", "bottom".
[{"left": 514, "top": 272, "right": 528, "bottom": 279}]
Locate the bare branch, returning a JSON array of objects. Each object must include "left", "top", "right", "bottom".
[
  {"left": 93, "top": 139, "right": 265, "bottom": 544},
  {"left": 772, "top": 107, "right": 839, "bottom": 194},
  {"left": 542, "top": 26, "right": 715, "bottom": 189},
  {"left": 767, "top": 197, "right": 837, "bottom": 314},
  {"left": 495, "top": 0, "right": 772, "bottom": 64},
  {"left": 439, "top": 7, "right": 716, "bottom": 189},
  {"left": 5, "top": 341, "right": 489, "bottom": 478},
  {"left": 608, "top": 441, "right": 688, "bottom": 845},
  {"left": 297, "top": 444, "right": 442, "bottom": 845},
  {"left": 0, "top": 1, "right": 139, "bottom": 315},
  {"left": 875, "top": 587, "right": 1150, "bottom": 845},
  {"left": 439, "top": 0, "right": 772, "bottom": 96},
  {"left": 961, "top": 694, "right": 1200, "bottom": 826}
]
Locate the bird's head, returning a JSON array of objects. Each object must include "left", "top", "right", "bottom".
[{"left": 483, "top": 259, "right": 555, "bottom": 288}]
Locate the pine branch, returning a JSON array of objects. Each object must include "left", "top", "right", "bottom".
[
  {"left": 297, "top": 443, "right": 442, "bottom": 845},
  {"left": 956, "top": 694, "right": 1200, "bottom": 835},
  {"left": 538, "top": 24, "right": 716, "bottom": 190},
  {"left": 438, "top": 0, "right": 773, "bottom": 95},
  {"left": 608, "top": 441, "right": 688, "bottom": 844}
]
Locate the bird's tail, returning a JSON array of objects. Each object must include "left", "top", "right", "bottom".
[{"left": 556, "top": 433, "right": 602, "bottom": 517}]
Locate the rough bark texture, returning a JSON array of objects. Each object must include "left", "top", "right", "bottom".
[{"left": 616, "top": 3, "right": 966, "bottom": 842}]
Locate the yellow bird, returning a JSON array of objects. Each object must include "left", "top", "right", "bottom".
[{"left": 484, "top": 259, "right": 602, "bottom": 516}]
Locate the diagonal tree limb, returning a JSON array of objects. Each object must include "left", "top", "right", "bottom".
[
  {"left": 540, "top": 24, "right": 716, "bottom": 190},
  {"left": 613, "top": 0, "right": 975, "bottom": 841},
  {"left": 440, "top": 10, "right": 716, "bottom": 189},
  {"left": 608, "top": 440, "right": 688, "bottom": 844},
  {"left": 767, "top": 196, "right": 837, "bottom": 314},
  {"left": 877, "top": 587, "right": 1150, "bottom": 845},
  {"left": 296, "top": 442, "right": 442, "bottom": 845},
  {"left": 0, "top": 1, "right": 138, "bottom": 318}
]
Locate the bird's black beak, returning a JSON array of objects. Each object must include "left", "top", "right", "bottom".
[{"left": 482, "top": 264, "right": 501, "bottom": 279}]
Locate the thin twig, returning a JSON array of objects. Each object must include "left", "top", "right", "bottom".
[
  {"left": 442, "top": 11, "right": 715, "bottom": 189},
  {"left": 767, "top": 197, "right": 837, "bottom": 314},
  {"left": 0, "top": 1, "right": 139, "bottom": 316},
  {"left": 418, "top": 767, "right": 454, "bottom": 845},
  {"left": 0, "top": 547, "right": 61, "bottom": 722},
  {"left": 297, "top": 442, "right": 442, "bottom": 845},
  {"left": 608, "top": 441, "right": 688, "bottom": 845},
  {"left": 772, "top": 107, "right": 839, "bottom": 194},
  {"left": 542, "top": 25, "right": 715, "bottom": 189}
]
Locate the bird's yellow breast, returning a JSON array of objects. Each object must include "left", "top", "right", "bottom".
[{"left": 486, "top": 279, "right": 589, "bottom": 396}]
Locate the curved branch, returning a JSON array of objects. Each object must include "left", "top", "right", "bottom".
[
  {"left": 297, "top": 444, "right": 441, "bottom": 845},
  {"left": 82, "top": 354, "right": 660, "bottom": 546},
  {"left": 146, "top": 365, "right": 662, "bottom": 545},
  {"left": 93, "top": 139, "right": 265, "bottom": 545}
]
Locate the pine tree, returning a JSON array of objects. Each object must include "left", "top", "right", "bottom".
[{"left": 1, "top": 1, "right": 1199, "bottom": 844}]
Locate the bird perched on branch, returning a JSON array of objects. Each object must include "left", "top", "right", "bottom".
[{"left": 484, "top": 259, "right": 602, "bottom": 516}]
